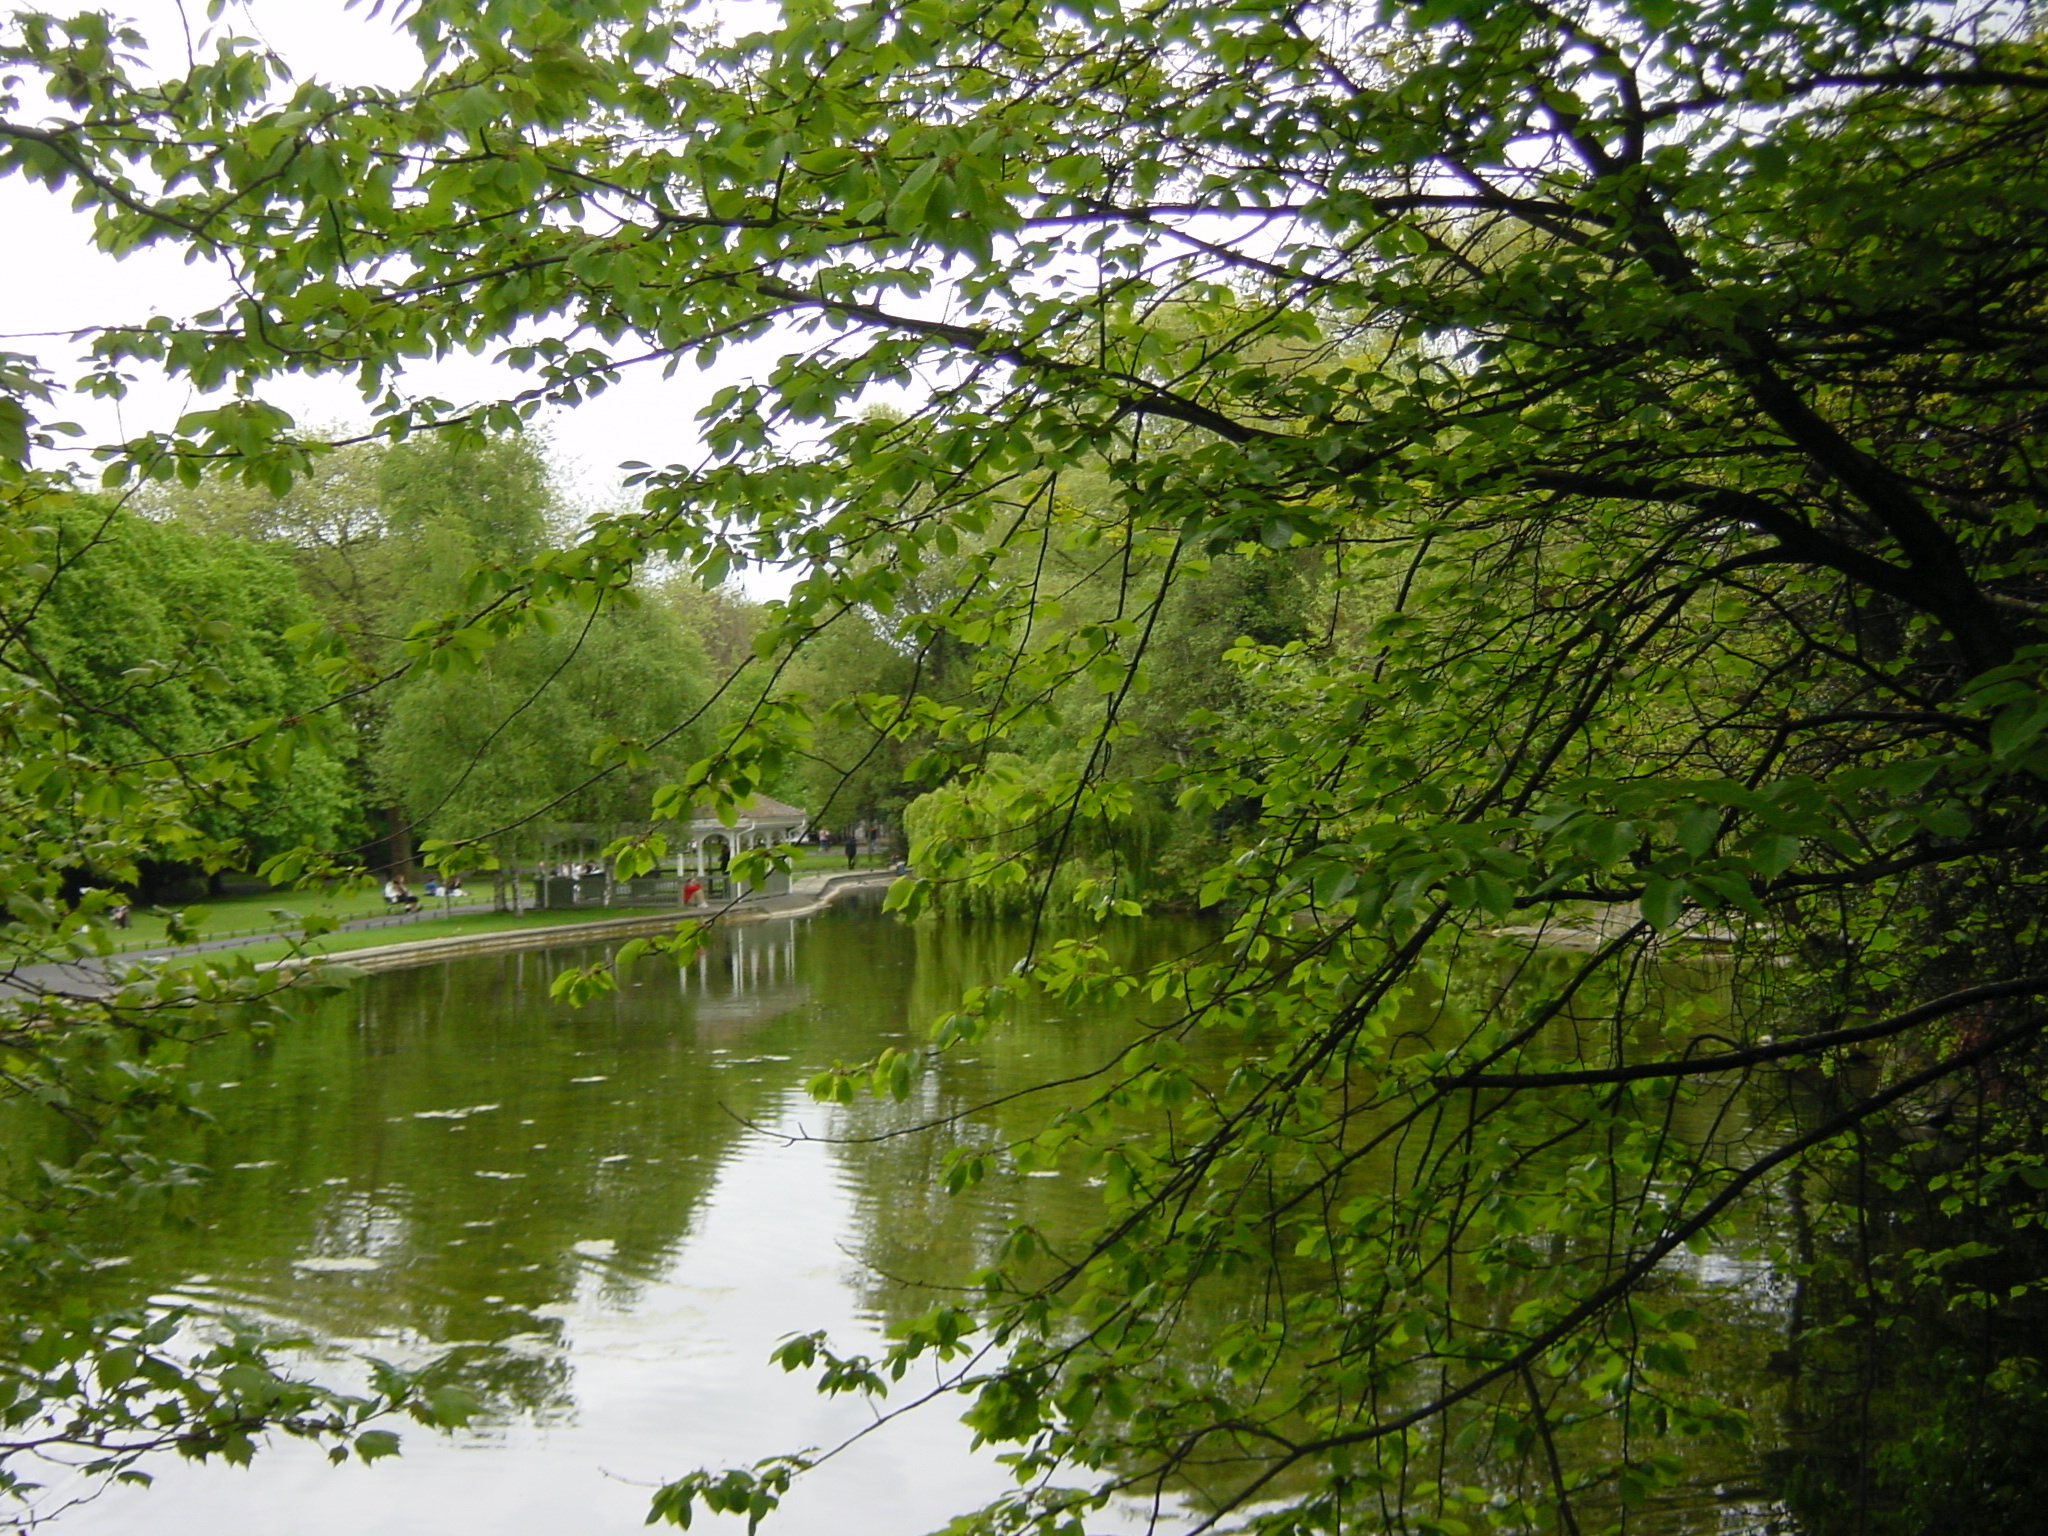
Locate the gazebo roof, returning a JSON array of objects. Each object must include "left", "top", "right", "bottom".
[
  {"left": 740, "top": 794, "right": 809, "bottom": 822},
  {"left": 684, "top": 794, "right": 810, "bottom": 835}
]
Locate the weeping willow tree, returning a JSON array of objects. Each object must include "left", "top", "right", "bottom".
[{"left": 5, "top": 0, "right": 2048, "bottom": 1529}]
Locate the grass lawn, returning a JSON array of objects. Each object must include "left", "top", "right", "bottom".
[
  {"left": 109, "top": 882, "right": 431, "bottom": 950},
  {"left": 788, "top": 849, "right": 892, "bottom": 873}
]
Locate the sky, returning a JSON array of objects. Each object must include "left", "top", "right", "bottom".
[{"left": 0, "top": 0, "right": 798, "bottom": 591}]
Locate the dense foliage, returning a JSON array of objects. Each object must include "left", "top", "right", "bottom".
[
  {"left": 6, "top": 0, "right": 2048, "bottom": 1531},
  {"left": 25, "top": 495, "right": 356, "bottom": 881}
]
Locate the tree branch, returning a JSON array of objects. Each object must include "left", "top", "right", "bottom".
[{"left": 1432, "top": 972, "right": 2048, "bottom": 1089}]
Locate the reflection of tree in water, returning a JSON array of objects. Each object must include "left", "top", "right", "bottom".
[
  {"left": 823, "top": 928, "right": 1819, "bottom": 1534},
  {"left": 828, "top": 912, "right": 1218, "bottom": 1308},
  {"left": 1764, "top": 1120, "right": 2048, "bottom": 1536},
  {"left": 0, "top": 930, "right": 812, "bottom": 1423}
]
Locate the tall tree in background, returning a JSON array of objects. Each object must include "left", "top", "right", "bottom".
[
  {"left": 154, "top": 430, "right": 598, "bottom": 873},
  {"left": 378, "top": 591, "right": 715, "bottom": 865},
  {"left": 5, "top": 0, "right": 2048, "bottom": 1529},
  {"left": 10, "top": 492, "right": 354, "bottom": 892}
]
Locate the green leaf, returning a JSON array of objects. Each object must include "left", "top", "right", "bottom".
[{"left": 1640, "top": 876, "right": 1686, "bottom": 930}]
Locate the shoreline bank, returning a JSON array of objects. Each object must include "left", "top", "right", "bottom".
[{"left": 275, "top": 869, "right": 897, "bottom": 977}]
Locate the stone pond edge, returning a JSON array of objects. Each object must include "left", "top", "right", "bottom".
[{"left": 269, "top": 870, "right": 898, "bottom": 979}]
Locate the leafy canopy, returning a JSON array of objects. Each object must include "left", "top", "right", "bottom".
[{"left": 5, "top": 0, "right": 2048, "bottom": 1530}]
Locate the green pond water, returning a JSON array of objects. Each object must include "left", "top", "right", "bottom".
[{"left": 22, "top": 899, "right": 1793, "bottom": 1535}]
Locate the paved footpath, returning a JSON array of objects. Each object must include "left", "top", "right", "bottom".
[{"left": 2, "top": 869, "right": 896, "bottom": 999}]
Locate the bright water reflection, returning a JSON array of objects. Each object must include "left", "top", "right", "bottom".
[{"left": 39, "top": 898, "right": 1190, "bottom": 1535}]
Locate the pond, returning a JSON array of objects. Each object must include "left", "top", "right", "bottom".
[{"left": 22, "top": 898, "right": 1794, "bottom": 1534}]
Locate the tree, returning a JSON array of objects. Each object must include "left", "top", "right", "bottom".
[
  {"left": 18, "top": 493, "right": 356, "bottom": 891},
  {"left": 903, "top": 517, "right": 1322, "bottom": 912},
  {"left": 153, "top": 429, "right": 604, "bottom": 875},
  {"left": 6, "top": 0, "right": 2048, "bottom": 1530},
  {"left": 377, "top": 587, "right": 715, "bottom": 861}
]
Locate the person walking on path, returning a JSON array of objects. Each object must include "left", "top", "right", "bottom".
[{"left": 843, "top": 831, "right": 858, "bottom": 870}]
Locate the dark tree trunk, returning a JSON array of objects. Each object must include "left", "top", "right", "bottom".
[{"left": 381, "top": 805, "right": 413, "bottom": 879}]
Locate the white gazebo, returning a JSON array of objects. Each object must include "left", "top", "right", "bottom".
[{"left": 683, "top": 795, "right": 810, "bottom": 897}]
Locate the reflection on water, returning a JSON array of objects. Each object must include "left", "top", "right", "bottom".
[
  {"left": 21, "top": 900, "right": 1193, "bottom": 1535},
  {"left": 9, "top": 901, "right": 1804, "bottom": 1535}
]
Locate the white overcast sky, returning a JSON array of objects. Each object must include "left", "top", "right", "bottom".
[{"left": 0, "top": 0, "right": 801, "bottom": 587}]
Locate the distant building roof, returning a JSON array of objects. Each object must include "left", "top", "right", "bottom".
[
  {"left": 683, "top": 794, "right": 810, "bottom": 835},
  {"left": 740, "top": 794, "right": 809, "bottom": 822}
]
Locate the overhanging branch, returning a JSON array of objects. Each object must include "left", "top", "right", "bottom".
[{"left": 1433, "top": 972, "right": 2048, "bottom": 1089}]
